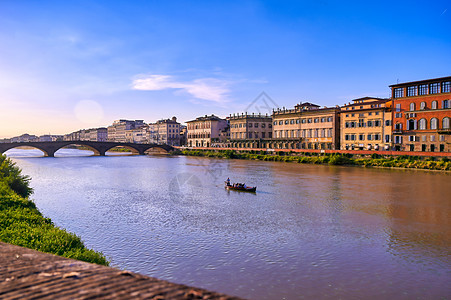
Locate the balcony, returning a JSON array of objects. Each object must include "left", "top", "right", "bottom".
[{"left": 438, "top": 128, "right": 451, "bottom": 134}]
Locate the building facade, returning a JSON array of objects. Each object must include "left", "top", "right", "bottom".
[
  {"left": 390, "top": 76, "right": 451, "bottom": 152},
  {"left": 107, "top": 120, "right": 144, "bottom": 142},
  {"left": 186, "top": 115, "right": 228, "bottom": 147},
  {"left": 65, "top": 128, "right": 108, "bottom": 142},
  {"left": 340, "top": 97, "right": 392, "bottom": 150},
  {"left": 228, "top": 113, "right": 272, "bottom": 148},
  {"left": 271, "top": 102, "right": 340, "bottom": 150},
  {"left": 149, "top": 117, "right": 181, "bottom": 146}
]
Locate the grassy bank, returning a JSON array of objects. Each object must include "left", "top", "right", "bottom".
[
  {"left": 0, "top": 154, "right": 109, "bottom": 265},
  {"left": 174, "top": 149, "right": 451, "bottom": 171}
]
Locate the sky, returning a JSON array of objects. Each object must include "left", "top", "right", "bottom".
[{"left": 0, "top": 0, "right": 450, "bottom": 138}]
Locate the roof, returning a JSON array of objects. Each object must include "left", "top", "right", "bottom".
[
  {"left": 389, "top": 76, "right": 451, "bottom": 88},
  {"left": 186, "top": 114, "right": 226, "bottom": 123}
]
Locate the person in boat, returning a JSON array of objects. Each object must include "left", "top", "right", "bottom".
[{"left": 226, "top": 177, "right": 231, "bottom": 186}]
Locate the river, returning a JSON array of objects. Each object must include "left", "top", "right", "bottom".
[{"left": 6, "top": 148, "right": 451, "bottom": 299}]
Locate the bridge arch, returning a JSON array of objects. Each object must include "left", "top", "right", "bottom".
[
  {"left": 53, "top": 143, "right": 101, "bottom": 156},
  {"left": 1, "top": 145, "right": 50, "bottom": 157},
  {"left": 104, "top": 145, "right": 141, "bottom": 155}
]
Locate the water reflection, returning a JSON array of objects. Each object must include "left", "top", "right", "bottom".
[{"left": 7, "top": 149, "right": 451, "bottom": 299}]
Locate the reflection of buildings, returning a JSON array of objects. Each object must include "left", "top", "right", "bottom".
[
  {"left": 384, "top": 173, "right": 451, "bottom": 259},
  {"left": 390, "top": 76, "right": 451, "bottom": 152},
  {"left": 340, "top": 97, "right": 392, "bottom": 150}
]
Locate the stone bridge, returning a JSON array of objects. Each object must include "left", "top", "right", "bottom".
[{"left": 0, "top": 141, "right": 174, "bottom": 157}]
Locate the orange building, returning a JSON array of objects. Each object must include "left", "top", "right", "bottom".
[{"left": 390, "top": 76, "right": 451, "bottom": 152}]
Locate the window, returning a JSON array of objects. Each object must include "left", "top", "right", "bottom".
[
  {"left": 327, "top": 117, "right": 333, "bottom": 122},
  {"left": 385, "top": 135, "right": 391, "bottom": 143},
  {"left": 262, "top": 123, "right": 265, "bottom": 128},
  {"left": 255, "top": 123, "right": 258, "bottom": 128},
  {"left": 249, "top": 123, "right": 253, "bottom": 128},
  {"left": 385, "top": 120, "right": 391, "bottom": 126},
  {"left": 442, "top": 81, "right": 450, "bottom": 93},
  {"left": 430, "top": 118, "right": 438, "bottom": 130},
  {"left": 419, "top": 84, "right": 428, "bottom": 95},
  {"left": 345, "top": 122, "right": 349, "bottom": 128},
  {"left": 345, "top": 134, "right": 349, "bottom": 141},
  {"left": 321, "top": 117, "right": 326, "bottom": 122},
  {"left": 440, "top": 135, "right": 445, "bottom": 142},
  {"left": 443, "top": 100, "right": 449, "bottom": 109},
  {"left": 431, "top": 101, "right": 438, "bottom": 109},
  {"left": 359, "top": 134, "right": 365, "bottom": 141},
  {"left": 430, "top": 135, "right": 436, "bottom": 142},
  {"left": 420, "top": 101, "right": 426, "bottom": 110},
  {"left": 409, "top": 103, "right": 415, "bottom": 111},
  {"left": 368, "top": 112, "right": 372, "bottom": 116},
  {"left": 285, "top": 120, "right": 289, "bottom": 124},
  {"left": 375, "top": 120, "right": 381, "bottom": 127},
  {"left": 301, "top": 119, "right": 306, "bottom": 124},
  {"left": 395, "top": 123, "right": 403, "bottom": 130},
  {"left": 367, "top": 134, "right": 372, "bottom": 141},
  {"left": 314, "top": 118, "right": 319, "bottom": 123},
  {"left": 407, "top": 85, "right": 418, "bottom": 97},
  {"left": 350, "top": 122, "right": 356, "bottom": 128},
  {"left": 273, "top": 121, "right": 277, "bottom": 125},
  {"left": 422, "top": 135, "right": 427, "bottom": 142},
  {"left": 359, "top": 113, "right": 365, "bottom": 117},
  {"left": 290, "top": 119, "right": 294, "bottom": 124},
  {"left": 394, "top": 88, "right": 404, "bottom": 98},
  {"left": 374, "top": 134, "right": 380, "bottom": 140},
  {"left": 248, "top": 132, "right": 252, "bottom": 139},
  {"left": 367, "top": 121, "right": 373, "bottom": 127},
  {"left": 351, "top": 113, "right": 355, "bottom": 117},
  {"left": 350, "top": 134, "right": 356, "bottom": 141},
  {"left": 262, "top": 132, "right": 265, "bottom": 138},
  {"left": 430, "top": 82, "right": 440, "bottom": 94},
  {"left": 296, "top": 119, "right": 300, "bottom": 124},
  {"left": 308, "top": 119, "right": 312, "bottom": 123},
  {"left": 279, "top": 120, "right": 283, "bottom": 125},
  {"left": 443, "top": 117, "right": 450, "bottom": 129},
  {"left": 419, "top": 118, "right": 427, "bottom": 130},
  {"left": 395, "top": 136, "right": 402, "bottom": 144},
  {"left": 395, "top": 104, "right": 401, "bottom": 112}
]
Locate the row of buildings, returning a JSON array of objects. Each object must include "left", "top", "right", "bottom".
[
  {"left": 185, "top": 76, "right": 451, "bottom": 153},
  {"left": 1, "top": 117, "right": 187, "bottom": 146},
  {"left": 64, "top": 117, "right": 186, "bottom": 146},
  {"left": 2, "top": 76, "right": 449, "bottom": 153}
]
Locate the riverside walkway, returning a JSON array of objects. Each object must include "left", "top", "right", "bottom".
[{"left": 0, "top": 242, "right": 240, "bottom": 299}]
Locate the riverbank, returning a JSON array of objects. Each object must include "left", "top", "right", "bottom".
[
  {"left": 0, "top": 154, "right": 109, "bottom": 265},
  {"left": 175, "top": 149, "right": 451, "bottom": 171}
]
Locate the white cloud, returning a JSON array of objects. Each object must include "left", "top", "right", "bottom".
[{"left": 132, "top": 74, "right": 230, "bottom": 103}]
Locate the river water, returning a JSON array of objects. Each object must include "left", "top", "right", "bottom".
[{"left": 6, "top": 149, "right": 451, "bottom": 299}]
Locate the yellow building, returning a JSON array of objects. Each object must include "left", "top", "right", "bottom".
[{"left": 340, "top": 97, "right": 392, "bottom": 150}]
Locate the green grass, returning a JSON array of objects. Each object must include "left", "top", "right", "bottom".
[
  {"left": 0, "top": 154, "right": 109, "bottom": 265},
  {"left": 177, "top": 149, "right": 451, "bottom": 171}
]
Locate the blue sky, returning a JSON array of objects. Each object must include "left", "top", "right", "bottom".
[{"left": 0, "top": 0, "right": 450, "bottom": 138}]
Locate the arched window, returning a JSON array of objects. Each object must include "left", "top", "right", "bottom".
[
  {"left": 420, "top": 102, "right": 426, "bottom": 110},
  {"left": 419, "top": 118, "right": 427, "bottom": 130},
  {"left": 430, "top": 118, "right": 438, "bottom": 130},
  {"left": 409, "top": 103, "right": 415, "bottom": 111},
  {"left": 443, "top": 117, "right": 450, "bottom": 129},
  {"left": 408, "top": 119, "right": 415, "bottom": 130},
  {"left": 431, "top": 101, "right": 438, "bottom": 109}
]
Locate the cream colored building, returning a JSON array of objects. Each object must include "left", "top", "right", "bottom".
[
  {"left": 229, "top": 113, "right": 272, "bottom": 148},
  {"left": 271, "top": 102, "right": 340, "bottom": 150},
  {"left": 340, "top": 97, "right": 392, "bottom": 150},
  {"left": 149, "top": 117, "right": 181, "bottom": 146},
  {"left": 186, "top": 115, "right": 228, "bottom": 147}
]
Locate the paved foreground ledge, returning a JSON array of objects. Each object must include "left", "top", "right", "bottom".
[{"left": 0, "top": 242, "right": 242, "bottom": 299}]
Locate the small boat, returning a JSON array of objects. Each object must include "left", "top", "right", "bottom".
[{"left": 225, "top": 182, "right": 257, "bottom": 192}]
